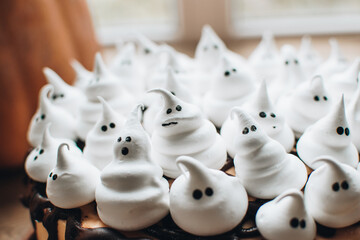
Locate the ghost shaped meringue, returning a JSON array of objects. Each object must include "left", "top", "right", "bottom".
[
  {"left": 256, "top": 189, "right": 316, "bottom": 240},
  {"left": 71, "top": 59, "right": 93, "bottom": 91},
  {"left": 142, "top": 68, "right": 198, "bottom": 135},
  {"left": 298, "top": 35, "right": 323, "bottom": 78},
  {"left": 96, "top": 104, "right": 169, "bottom": 231},
  {"left": 304, "top": 156, "right": 360, "bottom": 228},
  {"left": 46, "top": 143, "right": 100, "bottom": 209},
  {"left": 347, "top": 84, "right": 360, "bottom": 151},
  {"left": 43, "top": 67, "right": 86, "bottom": 117},
  {"left": 232, "top": 109, "right": 307, "bottom": 199},
  {"left": 278, "top": 75, "right": 332, "bottom": 138},
  {"left": 27, "top": 85, "right": 77, "bottom": 147},
  {"left": 83, "top": 97, "right": 126, "bottom": 170},
  {"left": 110, "top": 42, "right": 144, "bottom": 96},
  {"left": 248, "top": 31, "right": 282, "bottom": 82},
  {"left": 232, "top": 81, "right": 294, "bottom": 152},
  {"left": 76, "top": 53, "right": 134, "bottom": 140},
  {"left": 297, "top": 96, "right": 358, "bottom": 169},
  {"left": 315, "top": 38, "right": 348, "bottom": 79},
  {"left": 150, "top": 88, "right": 227, "bottom": 178},
  {"left": 170, "top": 156, "right": 248, "bottom": 236},
  {"left": 25, "top": 124, "right": 81, "bottom": 182},
  {"left": 270, "top": 45, "right": 306, "bottom": 99},
  {"left": 203, "top": 56, "right": 256, "bottom": 127},
  {"left": 328, "top": 57, "right": 360, "bottom": 103}
]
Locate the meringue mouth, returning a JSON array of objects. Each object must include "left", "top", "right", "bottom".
[{"left": 162, "top": 121, "right": 178, "bottom": 127}]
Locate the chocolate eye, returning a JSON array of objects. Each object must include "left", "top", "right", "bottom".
[
  {"left": 259, "top": 112, "right": 266, "bottom": 118},
  {"left": 345, "top": 128, "right": 350, "bottom": 136},
  {"left": 341, "top": 180, "right": 349, "bottom": 190},
  {"left": 205, "top": 187, "right": 213, "bottom": 196},
  {"left": 144, "top": 48, "right": 150, "bottom": 54},
  {"left": 314, "top": 96, "right": 320, "bottom": 101},
  {"left": 125, "top": 136, "right": 131, "bottom": 142},
  {"left": 121, "top": 147, "right": 129, "bottom": 155},
  {"left": 109, "top": 123, "right": 116, "bottom": 128},
  {"left": 336, "top": 126, "right": 344, "bottom": 135},
  {"left": 117, "top": 137, "right": 122, "bottom": 142},
  {"left": 170, "top": 91, "right": 176, "bottom": 96},
  {"left": 52, "top": 174, "right": 58, "bottom": 180},
  {"left": 40, "top": 114, "right": 46, "bottom": 120},
  {"left": 224, "top": 71, "right": 230, "bottom": 77},
  {"left": 176, "top": 105, "right": 182, "bottom": 111},
  {"left": 270, "top": 113, "right": 276, "bottom": 118},
  {"left": 52, "top": 95, "right": 57, "bottom": 100},
  {"left": 101, "top": 125, "right": 107, "bottom": 132},
  {"left": 300, "top": 220, "right": 306, "bottom": 229},
  {"left": 323, "top": 96, "right": 328, "bottom": 101},
  {"left": 290, "top": 218, "right": 299, "bottom": 228},
  {"left": 242, "top": 127, "right": 249, "bottom": 134},
  {"left": 332, "top": 182, "right": 340, "bottom": 192},
  {"left": 232, "top": 68, "right": 237, "bottom": 72},
  {"left": 294, "top": 59, "right": 299, "bottom": 64},
  {"left": 251, "top": 125, "right": 257, "bottom": 131},
  {"left": 34, "top": 156, "right": 38, "bottom": 161},
  {"left": 49, "top": 172, "right": 52, "bottom": 177},
  {"left": 213, "top": 45, "right": 218, "bottom": 49},
  {"left": 166, "top": 108, "right": 172, "bottom": 114},
  {"left": 193, "top": 189, "right": 202, "bottom": 200},
  {"left": 285, "top": 60, "right": 289, "bottom": 65},
  {"left": 60, "top": 94, "right": 64, "bottom": 98},
  {"left": 39, "top": 149, "right": 44, "bottom": 154}
]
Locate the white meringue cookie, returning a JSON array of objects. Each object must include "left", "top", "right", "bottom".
[
  {"left": 248, "top": 31, "right": 282, "bottom": 82},
  {"left": 150, "top": 88, "right": 227, "bottom": 178},
  {"left": 304, "top": 156, "right": 360, "bottom": 228},
  {"left": 297, "top": 96, "right": 358, "bottom": 169},
  {"left": 315, "top": 38, "right": 348, "bottom": 80},
  {"left": 348, "top": 84, "right": 360, "bottom": 152},
  {"left": 142, "top": 68, "right": 198, "bottom": 135},
  {"left": 203, "top": 56, "right": 256, "bottom": 127},
  {"left": 76, "top": 53, "right": 134, "bottom": 140},
  {"left": 240, "top": 81, "right": 295, "bottom": 152},
  {"left": 328, "top": 57, "right": 360, "bottom": 103},
  {"left": 25, "top": 124, "right": 81, "bottom": 183},
  {"left": 170, "top": 156, "right": 248, "bottom": 236},
  {"left": 110, "top": 42, "right": 145, "bottom": 97},
  {"left": 70, "top": 59, "right": 93, "bottom": 91},
  {"left": 27, "top": 85, "right": 77, "bottom": 147},
  {"left": 298, "top": 35, "right": 323, "bottom": 79},
  {"left": 256, "top": 189, "right": 316, "bottom": 240},
  {"left": 278, "top": 75, "right": 333, "bottom": 138},
  {"left": 83, "top": 97, "right": 126, "bottom": 170},
  {"left": 232, "top": 109, "right": 307, "bottom": 199},
  {"left": 270, "top": 45, "right": 306, "bottom": 100},
  {"left": 96, "top": 104, "right": 169, "bottom": 231},
  {"left": 46, "top": 143, "right": 100, "bottom": 209},
  {"left": 43, "top": 67, "right": 86, "bottom": 117}
]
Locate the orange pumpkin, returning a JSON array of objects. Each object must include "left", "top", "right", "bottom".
[{"left": 0, "top": 0, "right": 99, "bottom": 169}]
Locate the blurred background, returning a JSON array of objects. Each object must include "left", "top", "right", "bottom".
[{"left": 0, "top": 0, "right": 359, "bottom": 239}]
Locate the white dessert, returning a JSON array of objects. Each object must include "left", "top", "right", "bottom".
[
  {"left": 46, "top": 143, "right": 100, "bottom": 209},
  {"left": 297, "top": 95, "right": 358, "bottom": 169},
  {"left": 298, "top": 35, "right": 323, "bottom": 79},
  {"left": 232, "top": 109, "right": 307, "bottom": 199},
  {"left": 96, "top": 104, "right": 169, "bottom": 231},
  {"left": 304, "top": 157, "right": 360, "bottom": 228},
  {"left": 203, "top": 56, "right": 256, "bottom": 127},
  {"left": 150, "top": 88, "right": 227, "bottom": 178},
  {"left": 25, "top": 124, "right": 81, "bottom": 183},
  {"left": 27, "top": 85, "right": 77, "bottom": 147},
  {"left": 70, "top": 59, "right": 93, "bottom": 91},
  {"left": 83, "top": 97, "right": 126, "bottom": 170},
  {"left": 256, "top": 189, "right": 316, "bottom": 240},
  {"left": 170, "top": 156, "right": 248, "bottom": 236},
  {"left": 278, "top": 75, "right": 332, "bottom": 138},
  {"left": 76, "top": 53, "right": 134, "bottom": 140},
  {"left": 43, "top": 67, "right": 86, "bottom": 117}
]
